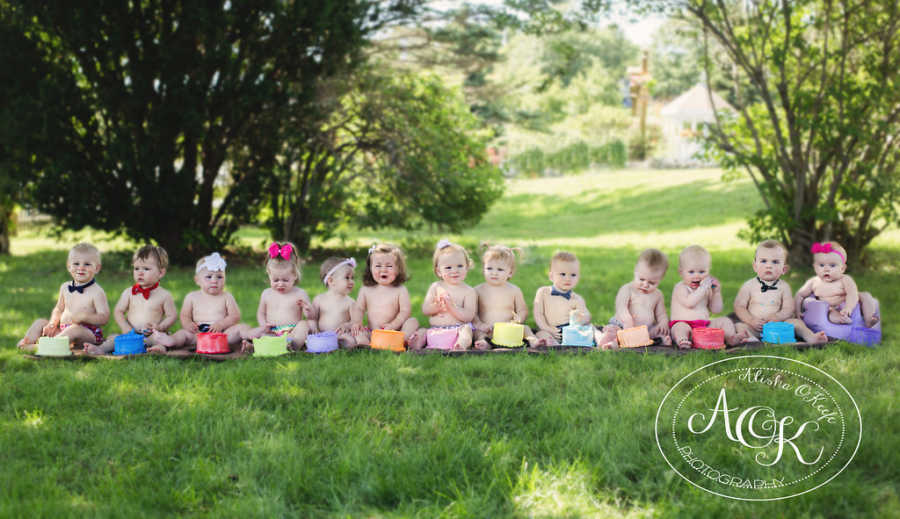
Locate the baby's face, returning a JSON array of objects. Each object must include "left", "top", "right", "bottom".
[
  {"left": 327, "top": 265, "right": 355, "bottom": 295},
  {"left": 67, "top": 251, "right": 101, "bottom": 284},
  {"left": 133, "top": 258, "right": 165, "bottom": 288},
  {"left": 753, "top": 248, "right": 788, "bottom": 282},
  {"left": 549, "top": 260, "right": 580, "bottom": 292},
  {"left": 679, "top": 255, "right": 710, "bottom": 289},
  {"left": 436, "top": 251, "right": 469, "bottom": 285},
  {"left": 483, "top": 259, "right": 513, "bottom": 286},
  {"left": 267, "top": 266, "right": 297, "bottom": 293},
  {"left": 195, "top": 268, "right": 226, "bottom": 295},
  {"left": 633, "top": 262, "right": 664, "bottom": 294},
  {"left": 370, "top": 253, "right": 398, "bottom": 285},
  {"left": 813, "top": 252, "right": 846, "bottom": 282}
]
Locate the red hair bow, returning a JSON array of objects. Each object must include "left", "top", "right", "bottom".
[{"left": 268, "top": 242, "right": 293, "bottom": 260}]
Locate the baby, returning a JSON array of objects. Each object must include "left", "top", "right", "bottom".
[
  {"left": 311, "top": 256, "right": 366, "bottom": 348},
  {"left": 154, "top": 252, "right": 248, "bottom": 350},
  {"left": 596, "top": 248, "right": 671, "bottom": 349},
  {"left": 733, "top": 240, "right": 828, "bottom": 343},
  {"left": 472, "top": 244, "right": 542, "bottom": 349},
  {"left": 355, "top": 243, "right": 419, "bottom": 346},
  {"left": 85, "top": 245, "right": 178, "bottom": 355},
  {"left": 241, "top": 242, "right": 315, "bottom": 352},
  {"left": 669, "top": 245, "right": 747, "bottom": 349},
  {"left": 18, "top": 242, "right": 110, "bottom": 351},
  {"left": 795, "top": 241, "right": 880, "bottom": 327},
  {"left": 409, "top": 239, "right": 478, "bottom": 350},
  {"left": 533, "top": 251, "right": 592, "bottom": 345}
]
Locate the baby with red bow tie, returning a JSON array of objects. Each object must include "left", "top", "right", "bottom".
[
  {"left": 85, "top": 245, "right": 177, "bottom": 354},
  {"left": 795, "top": 241, "right": 880, "bottom": 327}
]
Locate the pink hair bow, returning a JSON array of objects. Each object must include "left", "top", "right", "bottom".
[
  {"left": 810, "top": 242, "right": 845, "bottom": 262},
  {"left": 268, "top": 242, "right": 293, "bottom": 260}
]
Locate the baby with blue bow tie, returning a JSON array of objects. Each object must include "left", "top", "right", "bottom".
[{"left": 532, "top": 251, "right": 593, "bottom": 345}]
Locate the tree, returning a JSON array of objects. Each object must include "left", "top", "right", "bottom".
[
  {"left": 2, "top": 1, "right": 416, "bottom": 262},
  {"left": 248, "top": 65, "right": 504, "bottom": 251},
  {"left": 674, "top": 0, "right": 900, "bottom": 265}
]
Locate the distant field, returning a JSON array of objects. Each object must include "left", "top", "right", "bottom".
[{"left": 2, "top": 168, "right": 897, "bottom": 517}]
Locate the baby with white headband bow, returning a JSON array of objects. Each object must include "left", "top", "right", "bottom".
[
  {"left": 155, "top": 252, "right": 250, "bottom": 351},
  {"left": 310, "top": 256, "right": 366, "bottom": 349},
  {"left": 240, "top": 242, "right": 316, "bottom": 353}
]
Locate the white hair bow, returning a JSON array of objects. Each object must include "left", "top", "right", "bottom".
[
  {"left": 196, "top": 252, "right": 227, "bottom": 273},
  {"left": 436, "top": 239, "right": 452, "bottom": 251},
  {"left": 323, "top": 258, "right": 357, "bottom": 286}
]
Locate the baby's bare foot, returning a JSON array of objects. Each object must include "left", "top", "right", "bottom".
[
  {"left": 84, "top": 344, "right": 104, "bottom": 355},
  {"left": 474, "top": 339, "right": 491, "bottom": 350},
  {"left": 147, "top": 345, "right": 166, "bottom": 354},
  {"left": 677, "top": 338, "right": 692, "bottom": 349},
  {"left": 150, "top": 330, "right": 176, "bottom": 348},
  {"left": 864, "top": 314, "right": 880, "bottom": 328},
  {"left": 808, "top": 331, "right": 829, "bottom": 344},
  {"left": 661, "top": 335, "right": 672, "bottom": 346},
  {"left": 524, "top": 335, "right": 545, "bottom": 347},
  {"left": 240, "top": 339, "right": 255, "bottom": 353}
]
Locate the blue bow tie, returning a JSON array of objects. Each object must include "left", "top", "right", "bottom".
[
  {"left": 551, "top": 287, "right": 572, "bottom": 299},
  {"left": 68, "top": 279, "right": 95, "bottom": 293},
  {"left": 757, "top": 277, "right": 779, "bottom": 293}
]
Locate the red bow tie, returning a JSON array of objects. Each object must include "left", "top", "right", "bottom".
[{"left": 132, "top": 282, "right": 159, "bottom": 299}]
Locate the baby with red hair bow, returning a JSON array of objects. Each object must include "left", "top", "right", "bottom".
[{"left": 795, "top": 241, "right": 880, "bottom": 327}]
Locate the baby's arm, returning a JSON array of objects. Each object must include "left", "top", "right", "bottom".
[
  {"left": 256, "top": 291, "right": 270, "bottom": 328},
  {"left": 297, "top": 290, "right": 315, "bottom": 321},
  {"left": 733, "top": 283, "right": 764, "bottom": 331},
  {"left": 453, "top": 289, "right": 477, "bottom": 323},
  {"left": 774, "top": 283, "right": 796, "bottom": 321},
  {"left": 210, "top": 293, "right": 241, "bottom": 332},
  {"left": 678, "top": 282, "right": 712, "bottom": 309},
  {"left": 840, "top": 276, "right": 860, "bottom": 317},
  {"left": 113, "top": 289, "right": 133, "bottom": 332},
  {"left": 613, "top": 284, "right": 634, "bottom": 328},
  {"left": 794, "top": 278, "right": 815, "bottom": 316},
  {"left": 179, "top": 294, "right": 199, "bottom": 333},
  {"left": 388, "top": 287, "right": 413, "bottom": 330},
  {"left": 573, "top": 295, "right": 591, "bottom": 325},
  {"left": 652, "top": 292, "right": 670, "bottom": 335},
  {"left": 708, "top": 277, "right": 724, "bottom": 314},
  {"left": 532, "top": 289, "right": 555, "bottom": 334},
  {"left": 349, "top": 299, "right": 365, "bottom": 333},
  {"left": 513, "top": 286, "right": 529, "bottom": 323},
  {"left": 422, "top": 284, "right": 443, "bottom": 316},
  {"left": 74, "top": 290, "right": 110, "bottom": 327},
  {"left": 42, "top": 286, "right": 66, "bottom": 336}
]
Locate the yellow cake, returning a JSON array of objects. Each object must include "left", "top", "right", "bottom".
[
  {"left": 492, "top": 322, "right": 525, "bottom": 347},
  {"left": 37, "top": 336, "right": 71, "bottom": 357}
]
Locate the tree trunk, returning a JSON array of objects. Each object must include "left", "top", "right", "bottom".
[{"left": 0, "top": 204, "right": 13, "bottom": 255}]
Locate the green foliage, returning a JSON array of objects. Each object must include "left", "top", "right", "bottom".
[
  {"left": 687, "top": 0, "right": 900, "bottom": 265},
  {"left": 261, "top": 67, "right": 504, "bottom": 251},
  {"left": 0, "top": 1, "right": 416, "bottom": 263},
  {"left": 506, "top": 139, "right": 627, "bottom": 176}
]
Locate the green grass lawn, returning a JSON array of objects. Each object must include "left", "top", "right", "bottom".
[{"left": 2, "top": 168, "right": 898, "bottom": 517}]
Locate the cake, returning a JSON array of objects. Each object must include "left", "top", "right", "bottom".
[
  {"left": 306, "top": 331, "right": 338, "bottom": 353},
  {"left": 253, "top": 335, "right": 289, "bottom": 357},
  {"left": 114, "top": 330, "right": 146, "bottom": 355},
  {"left": 562, "top": 323, "right": 595, "bottom": 347},
  {"left": 370, "top": 329, "right": 405, "bottom": 352},
  {"left": 492, "top": 322, "right": 525, "bottom": 347},
  {"left": 616, "top": 325, "right": 653, "bottom": 348},
  {"left": 762, "top": 322, "right": 795, "bottom": 344},
  {"left": 692, "top": 327, "right": 725, "bottom": 349},
  {"left": 196, "top": 332, "right": 230, "bottom": 354},
  {"left": 36, "top": 336, "right": 71, "bottom": 357},
  {"left": 425, "top": 327, "right": 458, "bottom": 350}
]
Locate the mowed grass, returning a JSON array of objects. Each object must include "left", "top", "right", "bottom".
[{"left": 2, "top": 168, "right": 899, "bottom": 517}]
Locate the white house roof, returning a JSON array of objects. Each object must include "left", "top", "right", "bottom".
[{"left": 661, "top": 83, "right": 734, "bottom": 123}]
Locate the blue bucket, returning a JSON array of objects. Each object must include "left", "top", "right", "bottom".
[
  {"left": 762, "top": 322, "right": 795, "bottom": 344},
  {"left": 114, "top": 330, "right": 146, "bottom": 355}
]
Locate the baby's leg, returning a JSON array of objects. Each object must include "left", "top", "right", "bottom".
[
  {"left": 859, "top": 292, "right": 880, "bottom": 327},
  {"left": 535, "top": 329, "right": 559, "bottom": 346},
  {"left": 400, "top": 318, "right": 420, "bottom": 341},
  {"left": 523, "top": 325, "right": 545, "bottom": 347},
  {"left": 18, "top": 319, "right": 49, "bottom": 350},
  {"left": 595, "top": 325, "right": 619, "bottom": 350},
  {"left": 85, "top": 336, "right": 116, "bottom": 355},
  {"left": 338, "top": 330, "right": 357, "bottom": 349},
  {"left": 408, "top": 327, "right": 428, "bottom": 350},
  {"left": 59, "top": 324, "right": 99, "bottom": 348},
  {"left": 355, "top": 329, "right": 371, "bottom": 347},
  {"left": 828, "top": 306, "right": 852, "bottom": 324},
  {"left": 225, "top": 323, "right": 250, "bottom": 347},
  {"left": 734, "top": 322, "right": 759, "bottom": 342},
  {"left": 241, "top": 325, "right": 268, "bottom": 341},
  {"left": 710, "top": 316, "right": 747, "bottom": 346},
  {"left": 455, "top": 325, "right": 473, "bottom": 350},
  {"left": 168, "top": 330, "right": 195, "bottom": 349},
  {"left": 648, "top": 323, "right": 672, "bottom": 346},
  {"left": 786, "top": 318, "right": 828, "bottom": 344},
  {"left": 670, "top": 322, "right": 692, "bottom": 349},
  {"left": 148, "top": 330, "right": 178, "bottom": 349},
  {"left": 473, "top": 327, "right": 491, "bottom": 350},
  {"left": 287, "top": 322, "right": 310, "bottom": 351}
]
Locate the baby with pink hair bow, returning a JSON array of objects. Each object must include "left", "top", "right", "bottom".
[{"left": 795, "top": 241, "right": 880, "bottom": 327}]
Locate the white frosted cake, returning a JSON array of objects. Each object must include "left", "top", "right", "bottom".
[{"left": 37, "top": 336, "right": 71, "bottom": 357}]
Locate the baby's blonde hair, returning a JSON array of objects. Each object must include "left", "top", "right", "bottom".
[
  {"left": 320, "top": 256, "right": 356, "bottom": 284},
  {"left": 265, "top": 241, "right": 302, "bottom": 280},
  {"left": 678, "top": 245, "right": 710, "bottom": 267},
  {"left": 364, "top": 243, "right": 408, "bottom": 286},
  {"left": 432, "top": 239, "right": 473, "bottom": 278},
  {"left": 481, "top": 243, "right": 521, "bottom": 276},
  {"left": 133, "top": 245, "right": 169, "bottom": 271},
  {"left": 755, "top": 240, "right": 788, "bottom": 262},
  {"left": 69, "top": 243, "right": 101, "bottom": 264},
  {"left": 550, "top": 250, "right": 578, "bottom": 267},
  {"left": 638, "top": 248, "right": 668, "bottom": 273}
]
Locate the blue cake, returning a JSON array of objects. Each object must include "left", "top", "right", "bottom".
[
  {"left": 762, "top": 322, "right": 795, "bottom": 344},
  {"left": 114, "top": 330, "right": 146, "bottom": 355},
  {"left": 562, "top": 323, "right": 595, "bottom": 347}
]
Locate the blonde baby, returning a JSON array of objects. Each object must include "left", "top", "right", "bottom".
[
  {"left": 473, "top": 244, "right": 542, "bottom": 349},
  {"left": 532, "top": 251, "right": 592, "bottom": 345}
]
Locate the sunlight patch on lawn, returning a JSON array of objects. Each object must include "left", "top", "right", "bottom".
[
  {"left": 514, "top": 223, "right": 750, "bottom": 250},
  {"left": 22, "top": 409, "right": 46, "bottom": 428},
  {"left": 513, "top": 462, "right": 654, "bottom": 518}
]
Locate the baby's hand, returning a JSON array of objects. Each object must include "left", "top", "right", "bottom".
[
  {"left": 187, "top": 322, "right": 200, "bottom": 333},
  {"left": 208, "top": 321, "right": 224, "bottom": 333},
  {"left": 708, "top": 277, "right": 721, "bottom": 291},
  {"left": 42, "top": 322, "right": 59, "bottom": 337},
  {"left": 752, "top": 318, "right": 767, "bottom": 332}
]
